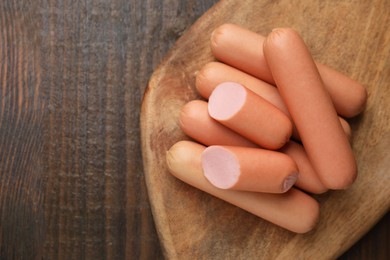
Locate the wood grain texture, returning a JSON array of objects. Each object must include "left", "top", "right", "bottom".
[
  {"left": 342, "top": 212, "right": 390, "bottom": 259},
  {"left": 39, "top": 1, "right": 219, "bottom": 259},
  {"left": 141, "top": 0, "right": 390, "bottom": 259},
  {"left": 0, "top": 0, "right": 388, "bottom": 259},
  {"left": 0, "top": 1, "right": 45, "bottom": 259},
  {"left": 1, "top": 0, "right": 218, "bottom": 259}
]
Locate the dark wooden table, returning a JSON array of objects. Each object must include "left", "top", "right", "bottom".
[{"left": 0, "top": 0, "right": 388, "bottom": 259}]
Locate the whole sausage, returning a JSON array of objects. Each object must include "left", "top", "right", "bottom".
[
  {"left": 211, "top": 24, "right": 367, "bottom": 118},
  {"left": 263, "top": 28, "right": 357, "bottom": 189}
]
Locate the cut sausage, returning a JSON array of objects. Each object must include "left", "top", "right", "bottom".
[
  {"left": 166, "top": 141, "right": 320, "bottom": 233},
  {"left": 196, "top": 61, "right": 352, "bottom": 141},
  {"left": 208, "top": 82, "right": 292, "bottom": 150},
  {"left": 201, "top": 145, "right": 298, "bottom": 193},
  {"left": 180, "top": 100, "right": 258, "bottom": 148}
]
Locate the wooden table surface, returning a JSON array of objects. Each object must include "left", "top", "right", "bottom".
[{"left": 0, "top": 0, "right": 388, "bottom": 259}]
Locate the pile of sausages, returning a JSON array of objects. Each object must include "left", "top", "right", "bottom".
[{"left": 166, "top": 24, "right": 367, "bottom": 233}]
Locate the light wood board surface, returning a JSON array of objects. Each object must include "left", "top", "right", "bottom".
[{"left": 141, "top": 0, "right": 390, "bottom": 259}]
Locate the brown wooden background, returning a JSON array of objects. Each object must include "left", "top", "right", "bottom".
[{"left": 0, "top": 0, "right": 388, "bottom": 259}]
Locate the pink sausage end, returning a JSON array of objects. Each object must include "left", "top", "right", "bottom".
[
  {"left": 201, "top": 146, "right": 240, "bottom": 189},
  {"left": 208, "top": 82, "right": 246, "bottom": 120}
]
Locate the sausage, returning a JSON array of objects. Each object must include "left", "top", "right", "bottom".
[
  {"left": 201, "top": 145, "right": 299, "bottom": 193},
  {"left": 263, "top": 28, "right": 357, "bottom": 189},
  {"left": 166, "top": 141, "right": 320, "bottom": 233},
  {"left": 179, "top": 100, "right": 328, "bottom": 194},
  {"left": 279, "top": 141, "right": 327, "bottom": 193},
  {"left": 180, "top": 100, "right": 258, "bottom": 148},
  {"left": 210, "top": 24, "right": 367, "bottom": 118},
  {"left": 196, "top": 61, "right": 352, "bottom": 141},
  {"left": 196, "top": 62, "right": 285, "bottom": 114},
  {"left": 208, "top": 82, "right": 292, "bottom": 150}
]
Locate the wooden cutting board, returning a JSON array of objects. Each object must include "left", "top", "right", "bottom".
[{"left": 141, "top": 0, "right": 390, "bottom": 258}]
